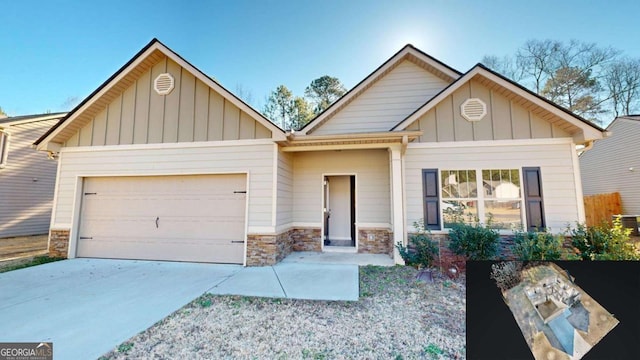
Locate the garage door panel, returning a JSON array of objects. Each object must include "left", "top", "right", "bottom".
[
  {"left": 79, "top": 216, "right": 245, "bottom": 239},
  {"left": 77, "top": 174, "right": 247, "bottom": 264},
  {"left": 77, "top": 237, "right": 244, "bottom": 264}
]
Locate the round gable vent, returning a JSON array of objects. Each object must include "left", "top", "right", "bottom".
[
  {"left": 154, "top": 73, "right": 175, "bottom": 95},
  {"left": 461, "top": 98, "right": 487, "bottom": 122}
]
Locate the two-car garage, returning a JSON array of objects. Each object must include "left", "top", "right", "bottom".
[{"left": 75, "top": 174, "right": 247, "bottom": 264}]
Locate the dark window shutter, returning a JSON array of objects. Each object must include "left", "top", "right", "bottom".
[
  {"left": 422, "top": 169, "right": 440, "bottom": 230},
  {"left": 523, "top": 167, "right": 545, "bottom": 231}
]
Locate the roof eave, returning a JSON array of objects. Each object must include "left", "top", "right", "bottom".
[{"left": 0, "top": 113, "right": 66, "bottom": 128}]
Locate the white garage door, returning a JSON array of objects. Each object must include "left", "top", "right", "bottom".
[{"left": 76, "top": 174, "right": 246, "bottom": 264}]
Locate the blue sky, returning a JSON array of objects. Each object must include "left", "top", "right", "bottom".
[{"left": 1, "top": 0, "right": 639, "bottom": 116}]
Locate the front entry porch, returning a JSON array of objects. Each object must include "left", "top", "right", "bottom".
[{"left": 282, "top": 251, "right": 395, "bottom": 266}]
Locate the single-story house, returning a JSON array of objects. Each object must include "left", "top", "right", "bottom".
[
  {"left": 34, "top": 39, "right": 606, "bottom": 265},
  {"left": 580, "top": 115, "right": 640, "bottom": 214},
  {"left": 0, "top": 112, "right": 66, "bottom": 238}
]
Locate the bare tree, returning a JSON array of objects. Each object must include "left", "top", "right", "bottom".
[
  {"left": 516, "top": 39, "right": 561, "bottom": 93},
  {"left": 481, "top": 55, "right": 525, "bottom": 82},
  {"left": 484, "top": 39, "right": 631, "bottom": 124},
  {"left": 234, "top": 84, "right": 255, "bottom": 107},
  {"left": 604, "top": 58, "right": 640, "bottom": 116}
]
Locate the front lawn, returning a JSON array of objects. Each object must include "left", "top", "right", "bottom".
[
  {"left": 0, "top": 255, "right": 64, "bottom": 273},
  {"left": 101, "top": 265, "right": 466, "bottom": 359}
]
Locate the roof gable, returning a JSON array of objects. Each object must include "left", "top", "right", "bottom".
[
  {"left": 36, "top": 39, "right": 284, "bottom": 150},
  {"left": 0, "top": 112, "right": 66, "bottom": 128},
  {"left": 606, "top": 115, "right": 640, "bottom": 130},
  {"left": 393, "top": 64, "right": 606, "bottom": 144},
  {"left": 300, "top": 44, "right": 460, "bottom": 135}
]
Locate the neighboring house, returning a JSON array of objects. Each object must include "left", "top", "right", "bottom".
[
  {"left": 0, "top": 112, "right": 66, "bottom": 238},
  {"left": 580, "top": 115, "right": 640, "bottom": 214},
  {"left": 34, "top": 39, "right": 605, "bottom": 266}
]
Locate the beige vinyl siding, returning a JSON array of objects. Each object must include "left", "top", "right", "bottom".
[
  {"left": 409, "top": 80, "right": 570, "bottom": 142},
  {"left": 312, "top": 60, "right": 449, "bottom": 135},
  {"left": 0, "top": 120, "right": 58, "bottom": 238},
  {"left": 52, "top": 143, "right": 275, "bottom": 228},
  {"left": 405, "top": 141, "right": 580, "bottom": 232},
  {"left": 292, "top": 149, "right": 390, "bottom": 225},
  {"left": 275, "top": 150, "right": 294, "bottom": 227},
  {"left": 580, "top": 118, "right": 640, "bottom": 213},
  {"left": 66, "top": 57, "right": 271, "bottom": 147}
]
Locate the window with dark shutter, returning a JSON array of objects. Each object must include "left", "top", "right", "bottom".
[
  {"left": 422, "top": 169, "right": 440, "bottom": 230},
  {"left": 523, "top": 167, "right": 546, "bottom": 231}
]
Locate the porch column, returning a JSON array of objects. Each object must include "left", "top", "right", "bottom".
[{"left": 389, "top": 145, "right": 405, "bottom": 265}]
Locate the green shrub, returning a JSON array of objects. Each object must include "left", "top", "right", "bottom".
[
  {"left": 447, "top": 221, "right": 500, "bottom": 260},
  {"left": 568, "top": 217, "right": 640, "bottom": 260},
  {"left": 396, "top": 220, "right": 438, "bottom": 268},
  {"left": 512, "top": 231, "right": 564, "bottom": 260}
]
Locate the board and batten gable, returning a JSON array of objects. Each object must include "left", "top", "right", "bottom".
[
  {"left": 0, "top": 119, "right": 59, "bottom": 238},
  {"left": 404, "top": 79, "right": 571, "bottom": 142},
  {"left": 580, "top": 117, "right": 640, "bottom": 214},
  {"left": 311, "top": 60, "right": 450, "bottom": 135},
  {"left": 63, "top": 56, "right": 272, "bottom": 148}
]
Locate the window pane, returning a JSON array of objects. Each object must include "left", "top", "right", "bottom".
[
  {"left": 485, "top": 200, "right": 522, "bottom": 229},
  {"left": 483, "top": 169, "right": 520, "bottom": 199},
  {"left": 441, "top": 171, "right": 455, "bottom": 198},
  {"left": 443, "top": 200, "right": 478, "bottom": 228},
  {"left": 465, "top": 170, "right": 477, "bottom": 197},
  {"left": 441, "top": 170, "right": 477, "bottom": 198}
]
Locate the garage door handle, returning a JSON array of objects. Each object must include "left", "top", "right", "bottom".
[
  {"left": 231, "top": 240, "right": 244, "bottom": 243},
  {"left": 233, "top": 191, "right": 247, "bottom": 194},
  {"left": 155, "top": 217, "right": 159, "bottom": 228},
  {"left": 79, "top": 237, "right": 93, "bottom": 240}
]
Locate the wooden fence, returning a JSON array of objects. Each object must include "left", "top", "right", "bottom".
[{"left": 583, "top": 192, "right": 622, "bottom": 227}]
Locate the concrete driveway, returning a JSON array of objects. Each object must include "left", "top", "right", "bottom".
[{"left": 0, "top": 258, "right": 358, "bottom": 360}]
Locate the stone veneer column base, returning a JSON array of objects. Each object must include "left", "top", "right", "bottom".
[
  {"left": 49, "top": 229, "right": 70, "bottom": 258},
  {"left": 358, "top": 228, "right": 393, "bottom": 257},
  {"left": 291, "top": 228, "right": 322, "bottom": 252},
  {"left": 236, "top": 228, "right": 323, "bottom": 267},
  {"left": 246, "top": 233, "right": 290, "bottom": 266}
]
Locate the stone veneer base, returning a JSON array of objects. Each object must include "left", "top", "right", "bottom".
[
  {"left": 246, "top": 227, "right": 322, "bottom": 266},
  {"left": 358, "top": 228, "right": 393, "bottom": 256},
  {"left": 49, "top": 229, "right": 70, "bottom": 258}
]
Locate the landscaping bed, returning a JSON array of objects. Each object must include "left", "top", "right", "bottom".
[{"left": 101, "top": 266, "right": 466, "bottom": 359}]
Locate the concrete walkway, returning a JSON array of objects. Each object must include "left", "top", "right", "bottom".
[
  {"left": 281, "top": 251, "right": 395, "bottom": 266},
  {"left": 0, "top": 256, "right": 361, "bottom": 360}
]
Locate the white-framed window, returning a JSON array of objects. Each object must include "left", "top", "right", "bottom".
[
  {"left": 440, "top": 168, "right": 523, "bottom": 230},
  {"left": 0, "top": 130, "right": 9, "bottom": 168},
  {"left": 423, "top": 167, "right": 545, "bottom": 232}
]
